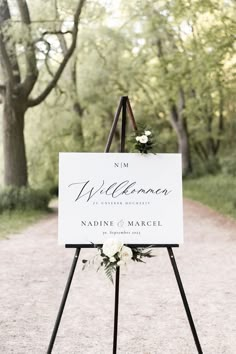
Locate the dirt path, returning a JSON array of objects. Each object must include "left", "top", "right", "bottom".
[{"left": 0, "top": 199, "right": 236, "bottom": 354}]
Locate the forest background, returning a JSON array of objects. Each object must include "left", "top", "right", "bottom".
[{"left": 0, "top": 0, "right": 236, "bottom": 235}]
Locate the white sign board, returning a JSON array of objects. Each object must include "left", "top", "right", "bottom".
[{"left": 58, "top": 153, "right": 183, "bottom": 245}]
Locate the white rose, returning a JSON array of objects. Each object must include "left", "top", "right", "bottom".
[
  {"left": 119, "top": 246, "right": 133, "bottom": 263},
  {"left": 145, "top": 130, "right": 151, "bottom": 136},
  {"left": 136, "top": 136, "right": 141, "bottom": 142},
  {"left": 117, "top": 260, "right": 125, "bottom": 266},
  {"left": 102, "top": 238, "right": 123, "bottom": 258},
  {"left": 109, "top": 256, "right": 116, "bottom": 262},
  {"left": 139, "top": 135, "right": 148, "bottom": 144}
]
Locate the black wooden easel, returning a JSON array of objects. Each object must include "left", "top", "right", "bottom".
[{"left": 47, "top": 96, "right": 203, "bottom": 354}]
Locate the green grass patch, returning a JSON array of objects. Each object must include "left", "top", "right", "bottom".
[
  {"left": 0, "top": 209, "right": 50, "bottom": 239},
  {"left": 184, "top": 174, "right": 236, "bottom": 219}
]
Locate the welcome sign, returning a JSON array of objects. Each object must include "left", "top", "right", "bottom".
[{"left": 58, "top": 153, "right": 183, "bottom": 245}]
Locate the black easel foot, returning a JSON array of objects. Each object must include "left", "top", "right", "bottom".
[
  {"left": 47, "top": 248, "right": 81, "bottom": 354},
  {"left": 113, "top": 266, "right": 120, "bottom": 354},
  {"left": 167, "top": 247, "right": 203, "bottom": 354}
]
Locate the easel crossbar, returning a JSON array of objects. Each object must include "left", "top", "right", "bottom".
[{"left": 65, "top": 244, "right": 179, "bottom": 248}]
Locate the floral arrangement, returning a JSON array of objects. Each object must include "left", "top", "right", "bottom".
[
  {"left": 134, "top": 129, "right": 154, "bottom": 154},
  {"left": 82, "top": 238, "right": 154, "bottom": 283}
]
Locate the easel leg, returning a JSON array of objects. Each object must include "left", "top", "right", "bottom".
[
  {"left": 167, "top": 247, "right": 203, "bottom": 354},
  {"left": 113, "top": 266, "right": 120, "bottom": 354},
  {"left": 47, "top": 248, "right": 81, "bottom": 353}
]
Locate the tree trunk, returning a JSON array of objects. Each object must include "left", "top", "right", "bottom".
[
  {"left": 169, "top": 104, "right": 192, "bottom": 176},
  {"left": 177, "top": 122, "right": 192, "bottom": 176},
  {"left": 3, "top": 90, "right": 27, "bottom": 186}
]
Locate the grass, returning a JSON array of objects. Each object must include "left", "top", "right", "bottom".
[
  {"left": 0, "top": 209, "right": 50, "bottom": 239},
  {"left": 184, "top": 174, "right": 236, "bottom": 219}
]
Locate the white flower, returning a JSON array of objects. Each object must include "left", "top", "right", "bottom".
[
  {"left": 109, "top": 256, "right": 116, "bottom": 262},
  {"left": 145, "top": 130, "right": 151, "bottom": 136},
  {"left": 119, "top": 245, "right": 133, "bottom": 263},
  {"left": 117, "top": 260, "right": 125, "bottom": 266},
  {"left": 136, "top": 136, "right": 141, "bottom": 142},
  {"left": 139, "top": 135, "right": 148, "bottom": 144},
  {"left": 102, "top": 238, "right": 123, "bottom": 258}
]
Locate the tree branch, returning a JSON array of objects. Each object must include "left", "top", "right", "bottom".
[
  {"left": 169, "top": 102, "right": 179, "bottom": 124},
  {"left": 178, "top": 87, "right": 186, "bottom": 123},
  {"left": 0, "top": 0, "right": 14, "bottom": 85},
  {"left": 16, "top": 0, "right": 38, "bottom": 96},
  {"left": 43, "top": 30, "right": 72, "bottom": 37},
  {"left": 56, "top": 32, "right": 68, "bottom": 56},
  {"left": 28, "top": 0, "right": 86, "bottom": 107},
  {"left": 0, "top": 32, "right": 14, "bottom": 84},
  {"left": 57, "top": 20, "right": 84, "bottom": 117}
]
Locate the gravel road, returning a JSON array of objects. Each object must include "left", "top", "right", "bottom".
[{"left": 0, "top": 199, "right": 236, "bottom": 354}]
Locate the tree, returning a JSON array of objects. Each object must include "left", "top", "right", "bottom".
[
  {"left": 0, "top": 0, "right": 86, "bottom": 187},
  {"left": 123, "top": 0, "right": 235, "bottom": 175},
  {"left": 126, "top": 2, "right": 193, "bottom": 175}
]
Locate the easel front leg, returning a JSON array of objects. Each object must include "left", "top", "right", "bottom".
[
  {"left": 113, "top": 266, "right": 120, "bottom": 354},
  {"left": 47, "top": 248, "right": 81, "bottom": 353},
  {"left": 167, "top": 247, "right": 203, "bottom": 354}
]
